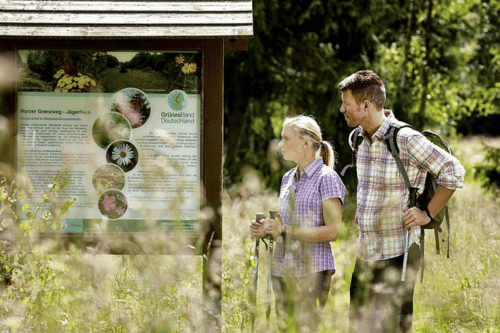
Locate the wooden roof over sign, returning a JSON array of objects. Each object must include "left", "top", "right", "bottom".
[{"left": 0, "top": 0, "right": 253, "bottom": 38}]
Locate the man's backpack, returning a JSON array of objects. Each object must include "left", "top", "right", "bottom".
[{"left": 341, "top": 121, "right": 452, "bottom": 282}]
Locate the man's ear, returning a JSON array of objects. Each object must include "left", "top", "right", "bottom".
[
  {"left": 363, "top": 100, "right": 370, "bottom": 111},
  {"left": 363, "top": 99, "right": 375, "bottom": 113}
]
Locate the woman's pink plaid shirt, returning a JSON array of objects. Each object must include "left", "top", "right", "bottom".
[{"left": 273, "top": 157, "right": 346, "bottom": 277}]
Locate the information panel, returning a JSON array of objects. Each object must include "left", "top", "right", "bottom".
[{"left": 17, "top": 50, "right": 201, "bottom": 233}]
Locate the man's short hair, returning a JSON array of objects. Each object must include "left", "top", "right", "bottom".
[{"left": 338, "top": 70, "right": 386, "bottom": 109}]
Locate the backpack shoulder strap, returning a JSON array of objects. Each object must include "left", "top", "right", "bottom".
[
  {"left": 387, "top": 122, "right": 419, "bottom": 283},
  {"left": 349, "top": 126, "right": 363, "bottom": 151},
  {"left": 386, "top": 121, "right": 434, "bottom": 283},
  {"left": 384, "top": 122, "right": 414, "bottom": 192},
  {"left": 341, "top": 127, "right": 363, "bottom": 177}
]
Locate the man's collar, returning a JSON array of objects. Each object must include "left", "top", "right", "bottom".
[{"left": 361, "top": 109, "right": 395, "bottom": 141}]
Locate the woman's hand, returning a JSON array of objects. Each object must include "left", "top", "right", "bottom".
[
  {"left": 266, "top": 218, "right": 283, "bottom": 239},
  {"left": 250, "top": 219, "right": 268, "bottom": 239}
]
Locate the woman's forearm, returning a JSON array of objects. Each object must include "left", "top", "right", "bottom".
[{"left": 286, "top": 224, "right": 339, "bottom": 242}]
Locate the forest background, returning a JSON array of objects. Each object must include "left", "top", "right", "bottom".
[
  {"left": 1, "top": 0, "right": 500, "bottom": 332},
  {"left": 223, "top": 0, "right": 500, "bottom": 193}
]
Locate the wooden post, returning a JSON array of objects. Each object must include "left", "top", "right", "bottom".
[{"left": 201, "top": 38, "right": 224, "bottom": 331}]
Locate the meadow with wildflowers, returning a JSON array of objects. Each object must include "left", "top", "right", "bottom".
[{"left": 1, "top": 137, "right": 498, "bottom": 332}]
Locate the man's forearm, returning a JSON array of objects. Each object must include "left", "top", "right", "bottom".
[{"left": 426, "top": 185, "right": 455, "bottom": 218}]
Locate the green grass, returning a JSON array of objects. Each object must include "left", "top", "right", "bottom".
[
  {"left": 413, "top": 180, "right": 500, "bottom": 333},
  {"left": 221, "top": 136, "right": 500, "bottom": 332},
  {"left": 2, "top": 136, "right": 499, "bottom": 332},
  {"left": 105, "top": 68, "right": 171, "bottom": 93},
  {"left": 0, "top": 246, "right": 203, "bottom": 332}
]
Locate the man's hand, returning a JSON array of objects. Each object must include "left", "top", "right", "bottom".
[{"left": 402, "top": 207, "right": 431, "bottom": 229}]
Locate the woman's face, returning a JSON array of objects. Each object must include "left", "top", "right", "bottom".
[{"left": 278, "top": 125, "right": 306, "bottom": 163}]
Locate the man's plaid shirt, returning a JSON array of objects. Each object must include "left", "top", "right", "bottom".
[{"left": 355, "top": 111, "right": 465, "bottom": 261}]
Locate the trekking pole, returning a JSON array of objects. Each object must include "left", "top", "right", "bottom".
[
  {"left": 401, "top": 188, "right": 418, "bottom": 282},
  {"left": 266, "top": 210, "right": 278, "bottom": 321},
  {"left": 252, "top": 213, "right": 265, "bottom": 331},
  {"left": 401, "top": 229, "right": 410, "bottom": 282}
]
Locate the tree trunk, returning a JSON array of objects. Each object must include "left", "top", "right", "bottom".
[
  {"left": 418, "top": 0, "right": 433, "bottom": 130},
  {"left": 400, "top": 0, "right": 414, "bottom": 88}
]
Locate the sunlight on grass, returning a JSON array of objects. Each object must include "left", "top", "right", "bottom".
[
  {"left": 413, "top": 180, "right": 500, "bottom": 333},
  {"left": 1, "top": 251, "right": 203, "bottom": 332},
  {"left": 2, "top": 137, "right": 499, "bottom": 332},
  {"left": 221, "top": 137, "right": 500, "bottom": 332}
]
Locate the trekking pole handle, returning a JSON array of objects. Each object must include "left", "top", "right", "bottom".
[
  {"left": 255, "top": 213, "right": 266, "bottom": 239},
  {"left": 268, "top": 210, "right": 278, "bottom": 240},
  {"left": 254, "top": 213, "right": 265, "bottom": 252},
  {"left": 253, "top": 212, "right": 265, "bottom": 286},
  {"left": 402, "top": 187, "right": 419, "bottom": 282},
  {"left": 254, "top": 213, "right": 265, "bottom": 257},
  {"left": 409, "top": 187, "right": 418, "bottom": 208}
]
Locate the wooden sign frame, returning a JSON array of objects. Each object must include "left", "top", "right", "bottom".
[
  {"left": 1, "top": 37, "right": 224, "bottom": 329},
  {"left": 2, "top": 38, "right": 222, "bottom": 252}
]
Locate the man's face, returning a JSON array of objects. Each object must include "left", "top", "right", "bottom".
[{"left": 340, "top": 90, "right": 364, "bottom": 128}]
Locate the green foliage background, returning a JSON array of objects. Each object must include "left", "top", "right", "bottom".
[{"left": 224, "top": 0, "right": 500, "bottom": 192}]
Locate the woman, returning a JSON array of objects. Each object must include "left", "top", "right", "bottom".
[{"left": 250, "top": 115, "right": 346, "bottom": 331}]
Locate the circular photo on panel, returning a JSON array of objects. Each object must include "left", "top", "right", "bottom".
[
  {"left": 92, "top": 112, "right": 131, "bottom": 149},
  {"left": 106, "top": 139, "right": 139, "bottom": 172},
  {"left": 111, "top": 88, "right": 151, "bottom": 128},
  {"left": 92, "top": 164, "right": 126, "bottom": 194},
  {"left": 98, "top": 189, "right": 128, "bottom": 219}
]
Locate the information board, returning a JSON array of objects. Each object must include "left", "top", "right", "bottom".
[{"left": 16, "top": 50, "right": 202, "bottom": 233}]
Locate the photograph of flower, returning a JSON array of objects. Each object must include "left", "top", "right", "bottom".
[
  {"left": 111, "top": 88, "right": 151, "bottom": 128},
  {"left": 106, "top": 140, "right": 138, "bottom": 172},
  {"left": 167, "top": 89, "right": 188, "bottom": 111},
  {"left": 92, "top": 112, "right": 132, "bottom": 149},
  {"left": 92, "top": 164, "right": 126, "bottom": 194},
  {"left": 98, "top": 189, "right": 128, "bottom": 219}
]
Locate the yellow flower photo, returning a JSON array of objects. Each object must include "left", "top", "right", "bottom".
[
  {"left": 175, "top": 55, "right": 185, "bottom": 64},
  {"left": 182, "top": 63, "right": 197, "bottom": 75}
]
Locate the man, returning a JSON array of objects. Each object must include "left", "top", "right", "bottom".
[{"left": 338, "top": 70, "right": 465, "bottom": 332}]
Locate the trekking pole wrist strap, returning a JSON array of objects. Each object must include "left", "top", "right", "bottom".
[
  {"left": 424, "top": 206, "right": 433, "bottom": 220},
  {"left": 280, "top": 226, "right": 287, "bottom": 258},
  {"left": 280, "top": 225, "right": 286, "bottom": 238}
]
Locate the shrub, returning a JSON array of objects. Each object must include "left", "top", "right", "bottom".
[{"left": 474, "top": 143, "right": 500, "bottom": 194}]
